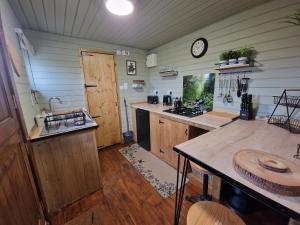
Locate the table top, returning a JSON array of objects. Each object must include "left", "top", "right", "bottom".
[
  {"left": 174, "top": 119, "right": 300, "bottom": 220},
  {"left": 131, "top": 102, "right": 239, "bottom": 130}
]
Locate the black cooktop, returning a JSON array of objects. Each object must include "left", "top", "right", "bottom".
[{"left": 163, "top": 107, "right": 203, "bottom": 118}]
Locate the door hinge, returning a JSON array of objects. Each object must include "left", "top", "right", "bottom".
[{"left": 12, "top": 94, "right": 18, "bottom": 109}]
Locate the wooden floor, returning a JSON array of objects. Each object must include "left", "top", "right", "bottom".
[{"left": 51, "top": 144, "right": 289, "bottom": 225}]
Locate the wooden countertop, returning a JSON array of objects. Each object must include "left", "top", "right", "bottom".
[
  {"left": 131, "top": 102, "right": 239, "bottom": 130},
  {"left": 174, "top": 119, "right": 300, "bottom": 219},
  {"left": 29, "top": 114, "right": 98, "bottom": 141}
]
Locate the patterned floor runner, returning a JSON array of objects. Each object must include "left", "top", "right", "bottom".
[{"left": 119, "top": 144, "right": 188, "bottom": 198}]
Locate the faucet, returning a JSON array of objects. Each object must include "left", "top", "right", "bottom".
[{"left": 48, "top": 97, "right": 63, "bottom": 112}]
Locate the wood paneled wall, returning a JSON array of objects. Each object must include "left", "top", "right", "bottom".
[
  {"left": 148, "top": 0, "right": 300, "bottom": 118},
  {"left": 25, "top": 30, "right": 149, "bottom": 132},
  {"left": 0, "top": 0, "right": 38, "bottom": 133}
]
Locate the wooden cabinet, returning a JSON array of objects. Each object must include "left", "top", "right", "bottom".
[
  {"left": 150, "top": 112, "right": 163, "bottom": 158},
  {"left": 150, "top": 112, "right": 188, "bottom": 170},
  {"left": 30, "top": 129, "right": 101, "bottom": 217}
]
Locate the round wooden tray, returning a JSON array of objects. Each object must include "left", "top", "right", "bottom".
[{"left": 233, "top": 149, "right": 300, "bottom": 196}]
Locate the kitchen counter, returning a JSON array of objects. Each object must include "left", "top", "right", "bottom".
[
  {"left": 29, "top": 112, "right": 98, "bottom": 142},
  {"left": 131, "top": 102, "right": 239, "bottom": 130},
  {"left": 174, "top": 119, "right": 300, "bottom": 220}
]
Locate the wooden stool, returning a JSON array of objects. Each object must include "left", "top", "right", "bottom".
[
  {"left": 186, "top": 162, "right": 214, "bottom": 202},
  {"left": 187, "top": 201, "right": 246, "bottom": 225}
]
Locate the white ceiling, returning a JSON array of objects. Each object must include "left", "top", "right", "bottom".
[{"left": 8, "top": 0, "right": 270, "bottom": 50}]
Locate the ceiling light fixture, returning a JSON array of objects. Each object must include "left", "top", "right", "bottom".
[{"left": 105, "top": 0, "right": 134, "bottom": 16}]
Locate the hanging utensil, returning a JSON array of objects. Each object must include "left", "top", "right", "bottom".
[
  {"left": 227, "top": 78, "right": 233, "bottom": 103},
  {"left": 223, "top": 78, "right": 228, "bottom": 103},
  {"left": 237, "top": 76, "right": 241, "bottom": 98},
  {"left": 218, "top": 76, "right": 223, "bottom": 97},
  {"left": 241, "top": 77, "right": 250, "bottom": 93},
  {"left": 231, "top": 76, "right": 235, "bottom": 92}
]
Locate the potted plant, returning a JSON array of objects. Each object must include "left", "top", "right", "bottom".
[
  {"left": 228, "top": 50, "right": 240, "bottom": 65},
  {"left": 286, "top": 10, "right": 300, "bottom": 26},
  {"left": 238, "top": 46, "right": 254, "bottom": 64},
  {"left": 219, "top": 51, "right": 230, "bottom": 66}
]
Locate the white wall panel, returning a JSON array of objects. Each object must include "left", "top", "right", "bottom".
[
  {"left": 148, "top": 0, "right": 300, "bottom": 119},
  {"left": 25, "top": 30, "right": 149, "bottom": 132},
  {"left": 0, "top": 0, "right": 39, "bottom": 133}
]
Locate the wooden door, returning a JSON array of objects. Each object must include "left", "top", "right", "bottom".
[
  {"left": 0, "top": 18, "right": 41, "bottom": 225},
  {"left": 150, "top": 112, "right": 163, "bottom": 158},
  {"left": 82, "top": 52, "right": 121, "bottom": 148}
]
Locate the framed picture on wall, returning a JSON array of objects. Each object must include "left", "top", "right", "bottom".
[{"left": 126, "top": 60, "right": 136, "bottom": 75}]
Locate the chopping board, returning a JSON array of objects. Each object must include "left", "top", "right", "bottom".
[{"left": 233, "top": 149, "right": 300, "bottom": 196}]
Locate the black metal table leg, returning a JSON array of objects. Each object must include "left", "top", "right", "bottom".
[{"left": 174, "top": 154, "right": 189, "bottom": 225}]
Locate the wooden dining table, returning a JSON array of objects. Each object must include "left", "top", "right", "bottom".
[{"left": 173, "top": 119, "right": 300, "bottom": 225}]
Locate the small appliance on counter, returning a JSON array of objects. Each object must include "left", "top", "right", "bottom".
[
  {"left": 173, "top": 97, "right": 182, "bottom": 109},
  {"left": 147, "top": 95, "right": 159, "bottom": 104},
  {"left": 240, "top": 93, "right": 253, "bottom": 120},
  {"left": 163, "top": 95, "right": 172, "bottom": 106}
]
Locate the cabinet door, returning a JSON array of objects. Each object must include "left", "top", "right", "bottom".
[
  {"left": 161, "top": 119, "right": 189, "bottom": 170},
  {"left": 150, "top": 113, "right": 163, "bottom": 158},
  {"left": 31, "top": 129, "right": 101, "bottom": 216}
]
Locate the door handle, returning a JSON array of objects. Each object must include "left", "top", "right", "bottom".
[
  {"left": 84, "top": 84, "right": 97, "bottom": 88},
  {"left": 160, "top": 149, "right": 165, "bottom": 154},
  {"left": 159, "top": 120, "right": 164, "bottom": 124},
  {"left": 92, "top": 116, "right": 102, "bottom": 119},
  {"left": 185, "top": 128, "right": 188, "bottom": 136}
]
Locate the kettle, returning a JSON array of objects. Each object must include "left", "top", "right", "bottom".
[{"left": 163, "top": 95, "right": 172, "bottom": 106}]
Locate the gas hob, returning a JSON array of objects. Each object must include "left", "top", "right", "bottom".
[{"left": 163, "top": 107, "right": 203, "bottom": 118}]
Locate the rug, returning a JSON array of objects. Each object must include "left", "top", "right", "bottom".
[{"left": 119, "top": 144, "right": 188, "bottom": 198}]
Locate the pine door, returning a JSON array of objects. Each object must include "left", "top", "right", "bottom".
[{"left": 82, "top": 52, "right": 121, "bottom": 148}]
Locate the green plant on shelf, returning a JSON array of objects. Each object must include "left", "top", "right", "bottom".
[
  {"left": 238, "top": 46, "right": 254, "bottom": 60},
  {"left": 286, "top": 10, "right": 300, "bottom": 26},
  {"left": 228, "top": 50, "right": 240, "bottom": 59},
  {"left": 220, "top": 51, "right": 230, "bottom": 61}
]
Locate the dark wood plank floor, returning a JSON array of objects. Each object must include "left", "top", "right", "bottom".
[{"left": 51, "top": 144, "right": 289, "bottom": 225}]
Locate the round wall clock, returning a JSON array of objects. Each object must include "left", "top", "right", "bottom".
[{"left": 191, "top": 38, "right": 208, "bottom": 58}]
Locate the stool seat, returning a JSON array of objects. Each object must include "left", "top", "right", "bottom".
[
  {"left": 190, "top": 162, "right": 213, "bottom": 175},
  {"left": 187, "top": 201, "right": 246, "bottom": 225}
]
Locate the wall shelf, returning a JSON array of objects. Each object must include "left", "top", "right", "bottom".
[
  {"left": 215, "top": 64, "right": 251, "bottom": 71},
  {"left": 132, "top": 80, "right": 145, "bottom": 89},
  {"left": 215, "top": 64, "right": 253, "bottom": 75},
  {"left": 159, "top": 66, "right": 178, "bottom": 77}
]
